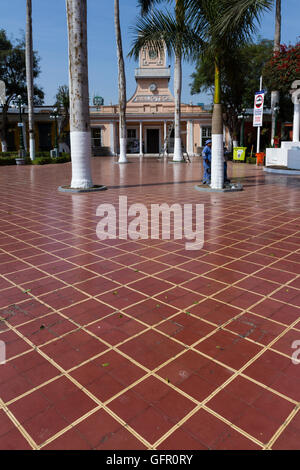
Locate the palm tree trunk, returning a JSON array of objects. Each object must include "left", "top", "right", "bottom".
[
  {"left": 114, "top": 0, "right": 128, "bottom": 163},
  {"left": 211, "top": 59, "right": 224, "bottom": 189},
  {"left": 66, "top": 0, "right": 93, "bottom": 189},
  {"left": 271, "top": 0, "right": 281, "bottom": 145},
  {"left": 26, "top": 0, "right": 35, "bottom": 161},
  {"left": 173, "top": 49, "right": 184, "bottom": 161}
]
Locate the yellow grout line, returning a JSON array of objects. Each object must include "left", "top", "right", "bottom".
[
  {"left": 0, "top": 398, "right": 37, "bottom": 449},
  {"left": 264, "top": 406, "right": 300, "bottom": 450}
]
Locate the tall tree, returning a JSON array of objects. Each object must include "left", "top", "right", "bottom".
[
  {"left": 188, "top": 0, "right": 273, "bottom": 189},
  {"left": 271, "top": 0, "right": 281, "bottom": 144},
  {"left": 66, "top": 0, "right": 93, "bottom": 189},
  {"left": 26, "top": 0, "right": 35, "bottom": 160},
  {"left": 190, "top": 39, "right": 274, "bottom": 148},
  {"left": 114, "top": 0, "right": 128, "bottom": 163},
  {"left": 55, "top": 85, "right": 70, "bottom": 145},
  {"left": 0, "top": 30, "right": 43, "bottom": 152},
  {"left": 131, "top": 0, "right": 198, "bottom": 161}
]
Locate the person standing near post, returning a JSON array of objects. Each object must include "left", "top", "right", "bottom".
[{"left": 202, "top": 139, "right": 212, "bottom": 184}]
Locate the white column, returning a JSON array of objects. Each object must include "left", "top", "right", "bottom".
[
  {"left": 187, "top": 120, "right": 194, "bottom": 156},
  {"left": 110, "top": 121, "right": 115, "bottom": 155},
  {"left": 293, "top": 103, "right": 300, "bottom": 142},
  {"left": 139, "top": 121, "right": 143, "bottom": 156},
  {"left": 164, "top": 120, "right": 167, "bottom": 156}
]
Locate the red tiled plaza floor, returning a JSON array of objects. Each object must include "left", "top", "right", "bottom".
[{"left": 0, "top": 157, "right": 300, "bottom": 450}]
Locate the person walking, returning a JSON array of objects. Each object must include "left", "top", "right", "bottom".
[{"left": 202, "top": 139, "right": 212, "bottom": 184}]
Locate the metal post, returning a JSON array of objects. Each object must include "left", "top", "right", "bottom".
[
  {"left": 256, "top": 76, "right": 263, "bottom": 154},
  {"left": 240, "top": 117, "right": 245, "bottom": 147},
  {"left": 18, "top": 97, "right": 25, "bottom": 157},
  {"left": 54, "top": 114, "right": 58, "bottom": 151}
]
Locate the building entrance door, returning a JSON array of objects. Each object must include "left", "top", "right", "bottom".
[{"left": 147, "top": 128, "right": 159, "bottom": 153}]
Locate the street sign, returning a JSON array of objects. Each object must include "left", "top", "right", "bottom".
[
  {"left": 0, "top": 80, "right": 6, "bottom": 105},
  {"left": 93, "top": 96, "right": 104, "bottom": 107},
  {"left": 253, "top": 90, "right": 265, "bottom": 127}
]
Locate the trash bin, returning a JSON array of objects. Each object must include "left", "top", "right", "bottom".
[
  {"left": 233, "top": 147, "right": 247, "bottom": 162},
  {"left": 256, "top": 152, "right": 265, "bottom": 165}
]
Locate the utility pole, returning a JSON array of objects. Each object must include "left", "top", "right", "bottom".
[{"left": 257, "top": 75, "right": 263, "bottom": 154}]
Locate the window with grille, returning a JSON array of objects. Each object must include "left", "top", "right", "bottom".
[
  {"left": 127, "top": 129, "right": 137, "bottom": 139},
  {"left": 92, "top": 128, "right": 102, "bottom": 147},
  {"left": 201, "top": 127, "right": 211, "bottom": 147}
]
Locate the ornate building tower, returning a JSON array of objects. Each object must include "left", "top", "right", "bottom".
[{"left": 129, "top": 46, "right": 174, "bottom": 105}]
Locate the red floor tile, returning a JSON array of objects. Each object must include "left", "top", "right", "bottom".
[
  {"left": 182, "top": 276, "right": 226, "bottom": 296},
  {"left": 86, "top": 313, "right": 146, "bottom": 345},
  {"left": 40, "top": 330, "right": 108, "bottom": 369},
  {"left": 72, "top": 409, "right": 146, "bottom": 449},
  {"left": 213, "top": 286, "right": 263, "bottom": 310},
  {"left": 157, "top": 350, "right": 234, "bottom": 401},
  {"left": 118, "top": 329, "right": 185, "bottom": 370},
  {"left": 271, "top": 411, "right": 300, "bottom": 449},
  {"left": 207, "top": 376, "right": 294, "bottom": 443},
  {"left": 205, "top": 267, "right": 247, "bottom": 284},
  {"left": 181, "top": 408, "right": 260, "bottom": 450},
  {"left": 189, "top": 298, "right": 242, "bottom": 325},
  {"left": 129, "top": 277, "right": 172, "bottom": 296},
  {"left": 61, "top": 298, "right": 116, "bottom": 325},
  {"left": 235, "top": 276, "right": 279, "bottom": 296},
  {"left": 123, "top": 298, "right": 179, "bottom": 325},
  {"left": 194, "top": 329, "right": 263, "bottom": 370},
  {"left": 104, "top": 267, "right": 146, "bottom": 284},
  {"left": 155, "top": 286, "right": 205, "bottom": 310},
  {"left": 42, "top": 428, "right": 92, "bottom": 449},
  {"left": 20, "top": 277, "right": 66, "bottom": 297},
  {"left": 225, "top": 312, "right": 285, "bottom": 345},
  {"left": 157, "top": 428, "right": 208, "bottom": 450},
  {"left": 0, "top": 427, "right": 32, "bottom": 450},
  {"left": 76, "top": 277, "right": 120, "bottom": 296},
  {"left": 250, "top": 298, "right": 300, "bottom": 325},
  {"left": 39, "top": 286, "right": 89, "bottom": 310},
  {"left": 97, "top": 286, "right": 148, "bottom": 309},
  {"left": 155, "top": 267, "right": 192, "bottom": 284},
  {"left": 156, "top": 312, "right": 215, "bottom": 345}
]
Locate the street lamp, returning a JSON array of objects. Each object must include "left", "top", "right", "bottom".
[
  {"left": 50, "top": 106, "right": 59, "bottom": 157},
  {"left": 14, "top": 95, "right": 26, "bottom": 158},
  {"left": 238, "top": 108, "right": 246, "bottom": 147}
]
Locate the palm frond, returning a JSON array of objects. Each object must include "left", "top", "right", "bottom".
[
  {"left": 215, "top": 0, "right": 273, "bottom": 39},
  {"left": 128, "top": 7, "right": 202, "bottom": 62},
  {"left": 137, "top": 0, "right": 172, "bottom": 17}
]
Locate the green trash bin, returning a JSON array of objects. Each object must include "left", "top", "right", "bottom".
[{"left": 233, "top": 147, "right": 247, "bottom": 162}]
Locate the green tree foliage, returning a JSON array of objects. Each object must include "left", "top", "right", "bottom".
[
  {"left": 0, "top": 30, "right": 44, "bottom": 105},
  {"left": 0, "top": 29, "right": 44, "bottom": 149}
]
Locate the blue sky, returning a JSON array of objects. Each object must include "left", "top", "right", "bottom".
[{"left": 2, "top": 0, "right": 299, "bottom": 105}]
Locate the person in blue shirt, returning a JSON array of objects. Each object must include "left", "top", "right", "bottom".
[{"left": 202, "top": 139, "right": 211, "bottom": 184}]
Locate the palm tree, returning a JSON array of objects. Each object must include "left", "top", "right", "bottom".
[
  {"left": 66, "top": 0, "right": 93, "bottom": 189},
  {"left": 131, "top": 0, "right": 199, "bottom": 162},
  {"left": 271, "top": 0, "right": 281, "bottom": 145},
  {"left": 114, "top": 0, "right": 128, "bottom": 163},
  {"left": 188, "top": 0, "right": 273, "bottom": 189},
  {"left": 25, "top": 0, "right": 35, "bottom": 161},
  {"left": 55, "top": 85, "right": 70, "bottom": 147}
]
